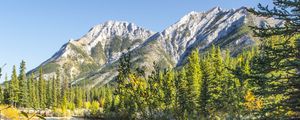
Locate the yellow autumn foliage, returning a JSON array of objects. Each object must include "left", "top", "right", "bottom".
[
  {"left": 244, "top": 90, "right": 263, "bottom": 111},
  {"left": 0, "top": 105, "right": 20, "bottom": 120}
]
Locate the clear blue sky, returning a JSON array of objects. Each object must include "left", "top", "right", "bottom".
[{"left": 0, "top": 0, "right": 272, "bottom": 82}]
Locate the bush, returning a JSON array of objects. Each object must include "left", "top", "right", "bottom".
[
  {"left": 90, "top": 101, "right": 100, "bottom": 116},
  {"left": 0, "top": 105, "right": 20, "bottom": 119}
]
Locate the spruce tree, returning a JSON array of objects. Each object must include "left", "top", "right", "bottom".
[
  {"left": 18, "top": 60, "right": 27, "bottom": 107},
  {"left": 3, "top": 74, "right": 10, "bottom": 104},
  {"left": 28, "top": 73, "right": 37, "bottom": 108},
  {"left": 52, "top": 75, "right": 57, "bottom": 108},
  {"left": 46, "top": 77, "right": 53, "bottom": 108},
  {"left": 185, "top": 50, "right": 202, "bottom": 116},
  {"left": 176, "top": 67, "right": 188, "bottom": 119},
  {"left": 199, "top": 57, "right": 213, "bottom": 118},
  {"left": 249, "top": 1, "right": 300, "bottom": 117},
  {"left": 163, "top": 69, "right": 176, "bottom": 114},
  {"left": 0, "top": 85, "right": 3, "bottom": 104},
  {"left": 55, "top": 69, "right": 61, "bottom": 107},
  {"left": 38, "top": 68, "right": 46, "bottom": 109},
  {"left": 208, "top": 46, "right": 226, "bottom": 114},
  {"left": 147, "top": 62, "right": 165, "bottom": 118},
  {"left": 10, "top": 65, "right": 19, "bottom": 107}
]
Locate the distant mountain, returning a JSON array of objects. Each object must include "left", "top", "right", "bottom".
[{"left": 29, "top": 7, "right": 280, "bottom": 88}]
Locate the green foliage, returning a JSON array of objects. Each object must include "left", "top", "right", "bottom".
[
  {"left": 38, "top": 68, "right": 46, "bottom": 109},
  {"left": 10, "top": 65, "right": 19, "bottom": 107},
  {"left": 90, "top": 101, "right": 100, "bottom": 117},
  {"left": 42, "top": 62, "right": 59, "bottom": 74},
  {"left": 185, "top": 50, "right": 202, "bottom": 116}
]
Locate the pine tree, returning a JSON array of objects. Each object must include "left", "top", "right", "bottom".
[
  {"left": 46, "top": 77, "right": 53, "bottom": 108},
  {"left": 10, "top": 65, "right": 19, "bottom": 107},
  {"left": 28, "top": 73, "right": 37, "bottom": 108},
  {"left": 115, "top": 52, "right": 132, "bottom": 114},
  {"left": 18, "top": 60, "right": 27, "bottom": 107},
  {"left": 208, "top": 46, "right": 227, "bottom": 114},
  {"left": 147, "top": 62, "right": 165, "bottom": 118},
  {"left": 199, "top": 57, "right": 213, "bottom": 118},
  {"left": 249, "top": 1, "right": 300, "bottom": 117},
  {"left": 185, "top": 50, "right": 202, "bottom": 116},
  {"left": 52, "top": 75, "right": 57, "bottom": 108},
  {"left": 4, "top": 74, "right": 10, "bottom": 104},
  {"left": 176, "top": 67, "right": 188, "bottom": 119},
  {"left": 38, "top": 68, "right": 46, "bottom": 109},
  {"left": 74, "top": 86, "right": 83, "bottom": 108},
  {"left": 55, "top": 69, "right": 61, "bottom": 107},
  {"left": 163, "top": 69, "right": 176, "bottom": 114},
  {"left": 0, "top": 85, "right": 3, "bottom": 104}
]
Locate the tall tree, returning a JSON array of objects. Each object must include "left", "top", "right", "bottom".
[
  {"left": 38, "top": 68, "right": 46, "bottom": 109},
  {"left": 18, "top": 60, "right": 27, "bottom": 107},
  {"left": 248, "top": 1, "right": 300, "bottom": 118},
  {"left": 163, "top": 69, "right": 176, "bottom": 114},
  {"left": 199, "top": 57, "right": 213, "bottom": 118},
  {"left": 55, "top": 69, "right": 61, "bottom": 107},
  {"left": 46, "top": 77, "right": 53, "bottom": 108},
  {"left": 176, "top": 67, "right": 188, "bottom": 119},
  {"left": 10, "top": 65, "right": 19, "bottom": 107},
  {"left": 185, "top": 50, "right": 202, "bottom": 116},
  {"left": 3, "top": 74, "right": 10, "bottom": 104},
  {"left": 147, "top": 62, "right": 165, "bottom": 119}
]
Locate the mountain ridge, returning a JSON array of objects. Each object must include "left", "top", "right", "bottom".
[{"left": 29, "top": 6, "right": 280, "bottom": 88}]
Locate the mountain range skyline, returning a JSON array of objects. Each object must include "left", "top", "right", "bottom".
[{"left": 0, "top": 0, "right": 272, "bottom": 82}]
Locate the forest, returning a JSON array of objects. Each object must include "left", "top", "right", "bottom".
[{"left": 0, "top": 0, "right": 300, "bottom": 119}]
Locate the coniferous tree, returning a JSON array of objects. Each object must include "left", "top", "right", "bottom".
[
  {"left": 46, "top": 77, "right": 53, "bottom": 108},
  {"left": 163, "top": 69, "right": 176, "bottom": 116},
  {"left": 52, "top": 75, "right": 58, "bottom": 108},
  {"left": 10, "top": 65, "right": 19, "bottom": 107},
  {"left": 147, "top": 62, "right": 165, "bottom": 119},
  {"left": 208, "top": 46, "right": 227, "bottom": 115},
  {"left": 38, "top": 68, "right": 46, "bottom": 109},
  {"left": 3, "top": 74, "right": 10, "bottom": 104},
  {"left": 248, "top": 1, "right": 300, "bottom": 117},
  {"left": 55, "top": 69, "right": 61, "bottom": 107},
  {"left": 199, "top": 57, "right": 213, "bottom": 118},
  {"left": 0, "top": 85, "right": 3, "bottom": 104},
  {"left": 176, "top": 67, "right": 188, "bottom": 119},
  {"left": 28, "top": 73, "right": 37, "bottom": 108},
  {"left": 185, "top": 50, "right": 202, "bottom": 116},
  {"left": 115, "top": 52, "right": 132, "bottom": 115},
  {"left": 18, "top": 60, "right": 27, "bottom": 107}
]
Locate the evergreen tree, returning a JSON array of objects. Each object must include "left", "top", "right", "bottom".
[
  {"left": 176, "top": 67, "right": 188, "bottom": 119},
  {"left": 147, "top": 62, "right": 165, "bottom": 119},
  {"left": 163, "top": 69, "right": 176, "bottom": 115},
  {"left": 115, "top": 52, "right": 132, "bottom": 115},
  {"left": 55, "top": 69, "right": 61, "bottom": 107},
  {"left": 185, "top": 50, "right": 202, "bottom": 116},
  {"left": 249, "top": 1, "right": 300, "bottom": 117},
  {"left": 3, "top": 74, "right": 10, "bottom": 104},
  {"left": 0, "top": 85, "right": 3, "bottom": 104},
  {"left": 52, "top": 75, "right": 57, "bottom": 108},
  {"left": 10, "top": 65, "right": 19, "bottom": 107},
  {"left": 208, "top": 46, "right": 227, "bottom": 114},
  {"left": 46, "top": 77, "right": 53, "bottom": 108},
  {"left": 38, "top": 68, "right": 46, "bottom": 109},
  {"left": 18, "top": 60, "right": 27, "bottom": 107},
  {"left": 28, "top": 73, "right": 37, "bottom": 108},
  {"left": 199, "top": 57, "right": 213, "bottom": 118}
]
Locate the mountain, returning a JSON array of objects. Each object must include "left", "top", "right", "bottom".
[
  {"left": 29, "top": 21, "right": 154, "bottom": 79},
  {"left": 29, "top": 7, "right": 280, "bottom": 88}
]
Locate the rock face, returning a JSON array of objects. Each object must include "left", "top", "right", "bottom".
[{"left": 29, "top": 7, "right": 280, "bottom": 88}]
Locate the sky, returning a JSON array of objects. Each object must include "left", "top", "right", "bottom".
[{"left": 0, "top": 0, "right": 273, "bottom": 82}]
